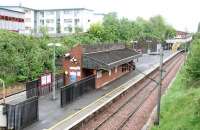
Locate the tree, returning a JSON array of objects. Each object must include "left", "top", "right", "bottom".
[
  {"left": 0, "top": 30, "right": 65, "bottom": 84},
  {"left": 117, "top": 18, "right": 134, "bottom": 43},
  {"left": 102, "top": 12, "right": 120, "bottom": 42},
  {"left": 165, "top": 25, "right": 176, "bottom": 39},
  {"left": 88, "top": 22, "right": 104, "bottom": 42}
]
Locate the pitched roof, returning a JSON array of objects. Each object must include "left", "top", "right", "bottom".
[{"left": 83, "top": 48, "right": 141, "bottom": 70}]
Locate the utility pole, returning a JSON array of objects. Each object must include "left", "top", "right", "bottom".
[{"left": 155, "top": 46, "right": 163, "bottom": 125}]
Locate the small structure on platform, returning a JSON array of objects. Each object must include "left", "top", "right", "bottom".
[
  {"left": 63, "top": 43, "right": 141, "bottom": 88},
  {"left": 165, "top": 31, "right": 192, "bottom": 51},
  {"left": 133, "top": 39, "right": 161, "bottom": 54}
]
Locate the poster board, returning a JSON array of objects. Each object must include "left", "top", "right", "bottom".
[{"left": 41, "top": 73, "right": 52, "bottom": 86}]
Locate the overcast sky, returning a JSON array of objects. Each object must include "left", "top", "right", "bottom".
[{"left": 1, "top": 0, "right": 199, "bottom": 32}]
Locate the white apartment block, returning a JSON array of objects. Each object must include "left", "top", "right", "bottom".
[
  {"left": 0, "top": 6, "right": 104, "bottom": 35},
  {"left": 0, "top": 8, "right": 25, "bottom": 33}
]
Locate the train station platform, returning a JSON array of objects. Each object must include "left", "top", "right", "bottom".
[{"left": 13, "top": 51, "right": 173, "bottom": 130}]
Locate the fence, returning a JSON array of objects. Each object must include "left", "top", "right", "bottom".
[
  {"left": 26, "top": 74, "right": 65, "bottom": 98},
  {"left": 61, "top": 75, "right": 96, "bottom": 107},
  {"left": 6, "top": 96, "right": 39, "bottom": 130}
]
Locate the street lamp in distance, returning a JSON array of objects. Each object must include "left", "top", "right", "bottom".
[
  {"left": 146, "top": 40, "right": 152, "bottom": 54},
  {"left": 48, "top": 43, "right": 62, "bottom": 100}
]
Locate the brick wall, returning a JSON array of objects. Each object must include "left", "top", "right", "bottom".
[
  {"left": 63, "top": 45, "right": 83, "bottom": 85},
  {"left": 95, "top": 66, "right": 131, "bottom": 89},
  {"left": 63, "top": 44, "right": 134, "bottom": 88}
]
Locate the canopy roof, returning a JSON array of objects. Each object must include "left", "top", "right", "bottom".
[{"left": 83, "top": 48, "right": 141, "bottom": 70}]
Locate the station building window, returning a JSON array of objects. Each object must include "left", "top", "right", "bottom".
[
  {"left": 115, "top": 67, "right": 117, "bottom": 73},
  {"left": 122, "top": 64, "right": 128, "bottom": 72},
  {"left": 108, "top": 70, "right": 111, "bottom": 76},
  {"left": 97, "top": 70, "right": 102, "bottom": 78}
]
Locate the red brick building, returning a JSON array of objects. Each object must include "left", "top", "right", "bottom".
[{"left": 63, "top": 43, "right": 141, "bottom": 88}]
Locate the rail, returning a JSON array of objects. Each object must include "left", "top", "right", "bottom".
[{"left": 94, "top": 51, "right": 182, "bottom": 130}]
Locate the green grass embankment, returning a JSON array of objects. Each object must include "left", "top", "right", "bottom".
[{"left": 152, "top": 71, "right": 200, "bottom": 130}]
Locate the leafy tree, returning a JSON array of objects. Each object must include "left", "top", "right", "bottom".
[
  {"left": 165, "top": 25, "right": 176, "bottom": 39},
  {"left": 88, "top": 22, "right": 104, "bottom": 42},
  {"left": 118, "top": 18, "right": 134, "bottom": 43},
  {"left": 184, "top": 39, "right": 200, "bottom": 84},
  {"left": 0, "top": 30, "right": 66, "bottom": 84},
  {"left": 102, "top": 12, "right": 120, "bottom": 42}
]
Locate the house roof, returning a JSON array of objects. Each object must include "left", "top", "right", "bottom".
[
  {"left": 0, "top": 5, "right": 94, "bottom": 12},
  {"left": 83, "top": 48, "right": 141, "bottom": 70},
  {"left": 0, "top": 7, "right": 25, "bottom": 14}
]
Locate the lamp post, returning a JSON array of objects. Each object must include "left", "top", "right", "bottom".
[
  {"left": 48, "top": 43, "right": 62, "bottom": 100},
  {"left": 146, "top": 40, "right": 152, "bottom": 54},
  {"left": 133, "top": 41, "right": 139, "bottom": 61},
  {"left": 0, "top": 79, "right": 5, "bottom": 104}
]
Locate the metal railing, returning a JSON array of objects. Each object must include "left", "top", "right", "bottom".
[
  {"left": 60, "top": 75, "right": 96, "bottom": 107},
  {"left": 6, "top": 96, "right": 39, "bottom": 130},
  {"left": 26, "top": 74, "right": 65, "bottom": 98}
]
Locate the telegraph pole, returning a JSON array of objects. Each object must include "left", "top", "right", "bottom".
[{"left": 155, "top": 46, "right": 163, "bottom": 125}]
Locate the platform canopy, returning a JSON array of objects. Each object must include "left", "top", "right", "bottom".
[
  {"left": 83, "top": 48, "right": 141, "bottom": 70},
  {"left": 166, "top": 36, "right": 192, "bottom": 44}
]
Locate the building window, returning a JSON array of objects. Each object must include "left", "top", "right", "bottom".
[
  {"left": 25, "top": 26, "right": 31, "bottom": 30},
  {"left": 64, "top": 19, "right": 72, "bottom": 23},
  {"left": 48, "top": 27, "right": 54, "bottom": 31},
  {"left": 115, "top": 67, "right": 117, "bottom": 73},
  {"left": 74, "top": 18, "right": 80, "bottom": 26},
  {"left": 46, "top": 11, "right": 54, "bottom": 15},
  {"left": 64, "top": 26, "right": 72, "bottom": 32},
  {"left": 25, "top": 18, "right": 31, "bottom": 22},
  {"left": 40, "top": 20, "right": 44, "bottom": 25},
  {"left": 74, "top": 10, "right": 80, "bottom": 16},
  {"left": 25, "top": 9, "right": 31, "bottom": 14},
  {"left": 46, "top": 19, "right": 54, "bottom": 23},
  {"left": 97, "top": 70, "right": 102, "bottom": 78},
  {"left": 64, "top": 10, "right": 72, "bottom": 14},
  {"left": 122, "top": 64, "right": 128, "bottom": 72},
  {"left": 40, "top": 11, "right": 44, "bottom": 17},
  {"left": 109, "top": 70, "right": 111, "bottom": 76}
]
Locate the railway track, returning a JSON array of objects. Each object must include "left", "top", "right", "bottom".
[
  {"left": 77, "top": 52, "right": 184, "bottom": 130},
  {"left": 118, "top": 54, "right": 184, "bottom": 130}
]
